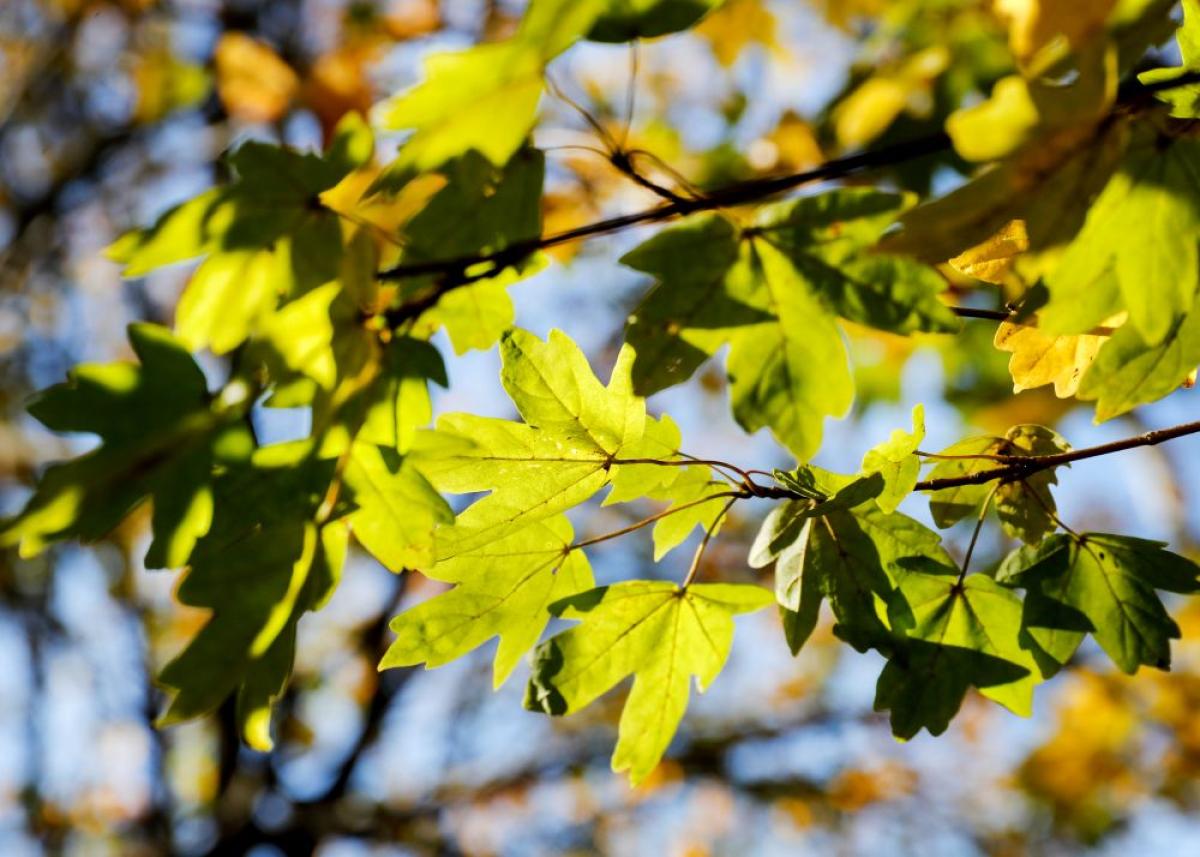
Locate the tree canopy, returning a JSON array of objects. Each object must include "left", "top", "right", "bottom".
[{"left": 6, "top": 1, "right": 1200, "bottom": 850}]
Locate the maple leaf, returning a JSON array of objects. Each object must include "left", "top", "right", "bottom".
[
  {"left": 0, "top": 324, "right": 253, "bottom": 567},
  {"left": 623, "top": 189, "right": 956, "bottom": 459},
  {"left": 925, "top": 425, "right": 1069, "bottom": 546},
  {"left": 107, "top": 114, "right": 375, "bottom": 355},
  {"left": 1044, "top": 133, "right": 1200, "bottom": 346},
  {"left": 1138, "top": 0, "right": 1200, "bottom": 117},
  {"left": 999, "top": 533, "right": 1200, "bottom": 673},
  {"left": 861, "top": 404, "right": 925, "bottom": 513},
  {"left": 373, "top": 0, "right": 606, "bottom": 183},
  {"left": 948, "top": 219, "right": 1030, "bottom": 284},
  {"left": 878, "top": 570, "right": 1045, "bottom": 739},
  {"left": 524, "top": 580, "right": 773, "bottom": 784},
  {"left": 156, "top": 452, "right": 347, "bottom": 751},
  {"left": 993, "top": 319, "right": 1110, "bottom": 398},
  {"left": 381, "top": 511, "right": 593, "bottom": 687},
  {"left": 751, "top": 464, "right": 951, "bottom": 654}
]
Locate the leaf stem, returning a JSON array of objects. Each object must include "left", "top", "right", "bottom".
[
  {"left": 1020, "top": 476, "right": 1081, "bottom": 540},
  {"left": 682, "top": 497, "right": 738, "bottom": 588},
  {"left": 570, "top": 491, "right": 741, "bottom": 552},
  {"left": 957, "top": 484, "right": 998, "bottom": 585},
  {"left": 615, "top": 455, "right": 754, "bottom": 482}
]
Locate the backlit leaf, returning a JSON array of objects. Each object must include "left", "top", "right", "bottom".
[
  {"left": 381, "top": 511, "right": 593, "bottom": 686},
  {"left": 524, "top": 580, "right": 773, "bottom": 784}
]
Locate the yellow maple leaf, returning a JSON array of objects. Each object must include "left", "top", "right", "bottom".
[
  {"left": 948, "top": 219, "right": 1030, "bottom": 284},
  {"left": 994, "top": 0, "right": 1117, "bottom": 62},
  {"left": 695, "top": 0, "right": 778, "bottom": 67},
  {"left": 214, "top": 33, "right": 299, "bottom": 123},
  {"left": 833, "top": 46, "right": 949, "bottom": 149},
  {"left": 993, "top": 314, "right": 1119, "bottom": 398}
]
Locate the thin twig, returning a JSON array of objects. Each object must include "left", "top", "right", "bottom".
[
  {"left": 614, "top": 455, "right": 755, "bottom": 482},
  {"left": 376, "top": 130, "right": 951, "bottom": 285},
  {"left": 620, "top": 41, "right": 638, "bottom": 149},
  {"left": 916, "top": 449, "right": 1023, "bottom": 463}
]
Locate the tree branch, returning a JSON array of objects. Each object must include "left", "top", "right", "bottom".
[
  {"left": 375, "top": 68, "right": 1200, "bottom": 330},
  {"left": 915, "top": 419, "right": 1200, "bottom": 492}
]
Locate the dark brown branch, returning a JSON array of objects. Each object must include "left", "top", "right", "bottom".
[
  {"left": 377, "top": 131, "right": 950, "bottom": 285},
  {"left": 913, "top": 419, "right": 1200, "bottom": 492},
  {"left": 375, "top": 67, "right": 1200, "bottom": 330},
  {"left": 684, "top": 419, "right": 1200, "bottom": 503}
]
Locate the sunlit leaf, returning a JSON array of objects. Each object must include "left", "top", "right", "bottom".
[
  {"left": 381, "top": 511, "right": 593, "bottom": 686},
  {"left": 524, "top": 580, "right": 773, "bottom": 784}
]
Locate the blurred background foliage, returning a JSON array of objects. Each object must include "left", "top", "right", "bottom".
[{"left": 3, "top": 0, "right": 1200, "bottom": 854}]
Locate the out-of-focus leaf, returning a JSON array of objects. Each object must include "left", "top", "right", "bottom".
[
  {"left": 0, "top": 324, "right": 252, "bottom": 566},
  {"left": 214, "top": 32, "right": 299, "bottom": 122},
  {"left": 1138, "top": 0, "right": 1200, "bottom": 116},
  {"left": 588, "top": 0, "right": 723, "bottom": 42},
  {"left": 156, "top": 455, "right": 345, "bottom": 751},
  {"left": 694, "top": 0, "right": 776, "bottom": 66},
  {"left": 1044, "top": 135, "right": 1200, "bottom": 345},
  {"left": 373, "top": 0, "right": 605, "bottom": 182},
  {"left": 834, "top": 47, "right": 949, "bottom": 149},
  {"left": 948, "top": 219, "right": 1030, "bottom": 284}
]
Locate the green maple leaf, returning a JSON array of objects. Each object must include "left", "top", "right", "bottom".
[
  {"left": 373, "top": 0, "right": 606, "bottom": 184},
  {"left": 402, "top": 149, "right": 547, "bottom": 353},
  {"left": 1043, "top": 133, "right": 1200, "bottom": 346},
  {"left": 1138, "top": 0, "right": 1200, "bottom": 117},
  {"left": 877, "top": 570, "right": 1042, "bottom": 740},
  {"left": 861, "top": 404, "right": 925, "bottom": 513},
  {"left": 925, "top": 424, "right": 1069, "bottom": 545},
  {"left": 751, "top": 465, "right": 951, "bottom": 654},
  {"left": 997, "top": 533, "right": 1200, "bottom": 674},
  {"left": 258, "top": 282, "right": 375, "bottom": 393},
  {"left": 413, "top": 328, "right": 655, "bottom": 550},
  {"left": 156, "top": 452, "right": 347, "bottom": 750},
  {"left": 342, "top": 442, "right": 453, "bottom": 571},
  {"left": 108, "top": 114, "right": 373, "bottom": 355},
  {"left": 0, "top": 324, "right": 253, "bottom": 567},
  {"left": 338, "top": 335, "right": 448, "bottom": 455},
  {"left": 380, "top": 510, "right": 594, "bottom": 687},
  {"left": 622, "top": 189, "right": 957, "bottom": 459},
  {"left": 524, "top": 580, "right": 773, "bottom": 784}
]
